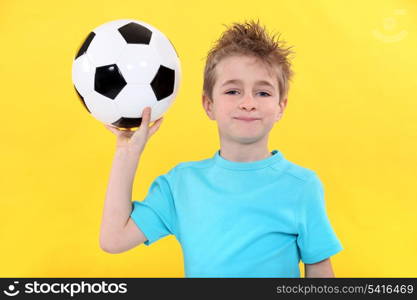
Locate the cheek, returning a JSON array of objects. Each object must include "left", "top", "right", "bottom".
[
  {"left": 261, "top": 105, "right": 279, "bottom": 120},
  {"left": 214, "top": 100, "right": 233, "bottom": 116},
  {"left": 265, "top": 101, "right": 281, "bottom": 118}
]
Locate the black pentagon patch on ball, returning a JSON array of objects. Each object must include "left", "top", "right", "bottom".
[
  {"left": 95, "top": 64, "right": 127, "bottom": 100},
  {"left": 73, "top": 85, "right": 91, "bottom": 113},
  {"left": 151, "top": 65, "right": 175, "bottom": 100},
  {"left": 112, "top": 117, "right": 142, "bottom": 129},
  {"left": 118, "top": 22, "right": 152, "bottom": 44},
  {"left": 75, "top": 32, "right": 95, "bottom": 60}
]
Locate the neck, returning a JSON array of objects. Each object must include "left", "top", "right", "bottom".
[{"left": 219, "top": 136, "right": 271, "bottom": 162}]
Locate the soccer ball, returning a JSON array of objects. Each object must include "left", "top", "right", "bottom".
[{"left": 72, "top": 19, "right": 181, "bottom": 129}]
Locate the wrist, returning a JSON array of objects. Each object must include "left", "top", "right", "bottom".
[{"left": 115, "top": 145, "right": 143, "bottom": 158}]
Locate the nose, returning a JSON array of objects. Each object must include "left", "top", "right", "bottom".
[{"left": 239, "top": 94, "right": 257, "bottom": 111}]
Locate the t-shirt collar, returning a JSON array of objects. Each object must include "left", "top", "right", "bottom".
[{"left": 213, "top": 149, "right": 283, "bottom": 170}]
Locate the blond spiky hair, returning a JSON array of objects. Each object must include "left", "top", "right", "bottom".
[{"left": 203, "top": 19, "right": 294, "bottom": 103}]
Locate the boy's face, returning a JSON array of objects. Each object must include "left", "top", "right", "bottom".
[{"left": 203, "top": 55, "right": 287, "bottom": 145}]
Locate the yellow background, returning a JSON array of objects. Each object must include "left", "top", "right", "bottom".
[{"left": 1, "top": 0, "right": 416, "bottom": 277}]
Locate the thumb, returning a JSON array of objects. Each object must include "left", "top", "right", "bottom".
[{"left": 148, "top": 117, "right": 164, "bottom": 138}]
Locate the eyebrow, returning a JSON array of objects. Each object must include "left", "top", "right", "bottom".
[{"left": 221, "top": 79, "right": 275, "bottom": 89}]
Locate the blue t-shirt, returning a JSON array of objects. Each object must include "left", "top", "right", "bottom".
[{"left": 130, "top": 149, "right": 343, "bottom": 277}]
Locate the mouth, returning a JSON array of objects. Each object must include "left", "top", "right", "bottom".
[{"left": 234, "top": 117, "right": 261, "bottom": 122}]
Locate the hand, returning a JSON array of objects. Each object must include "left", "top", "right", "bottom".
[{"left": 104, "top": 106, "right": 163, "bottom": 154}]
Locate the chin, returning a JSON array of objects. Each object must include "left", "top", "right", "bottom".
[
  {"left": 220, "top": 127, "right": 267, "bottom": 144},
  {"left": 232, "top": 134, "right": 264, "bottom": 145}
]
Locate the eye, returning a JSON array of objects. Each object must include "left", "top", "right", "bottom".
[
  {"left": 225, "top": 90, "right": 239, "bottom": 95},
  {"left": 258, "top": 91, "right": 271, "bottom": 97}
]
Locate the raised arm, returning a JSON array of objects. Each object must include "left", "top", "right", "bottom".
[{"left": 99, "top": 106, "right": 163, "bottom": 253}]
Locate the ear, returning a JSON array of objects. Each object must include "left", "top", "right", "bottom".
[
  {"left": 275, "top": 97, "right": 288, "bottom": 121},
  {"left": 202, "top": 94, "right": 215, "bottom": 120}
]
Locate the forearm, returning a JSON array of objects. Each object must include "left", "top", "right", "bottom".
[{"left": 100, "top": 147, "right": 141, "bottom": 246}]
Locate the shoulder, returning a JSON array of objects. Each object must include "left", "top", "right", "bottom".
[
  {"left": 162, "top": 156, "right": 215, "bottom": 180},
  {"left": 169, "top": 157, "right": 215, "bottom": 172},
  {"left": 281, "top": 161, "right": 326, "bottom": 209},
  {"left": 275, "top": 158, "right": 319, "bottom": 185}
]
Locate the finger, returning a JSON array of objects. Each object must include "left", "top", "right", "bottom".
[
  {"left": 106, "top": 124, "right": 120, "bottom": 130},
  {"left": 139, "top": 107, "right": 152, "bottom": 129},
  {"left": 105, "top": 124, "right": 119, "bottom": 135},
  {"left": 129, "top": 110, "right": 150, "bottom": 142},
  {"left": 148, "top": 117, "right": 163, "bottom": 137}
]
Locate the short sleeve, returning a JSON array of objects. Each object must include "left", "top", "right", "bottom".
[
  {"left": 130, "top": 170, "right": 178, "bottom": 246},
  {"left": 296, "top": 172, "right": 343, "bottom": 264}
]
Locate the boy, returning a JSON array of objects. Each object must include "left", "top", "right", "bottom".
[{"left": 100, "top": 20, "right": 343, "bottom": 278}]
